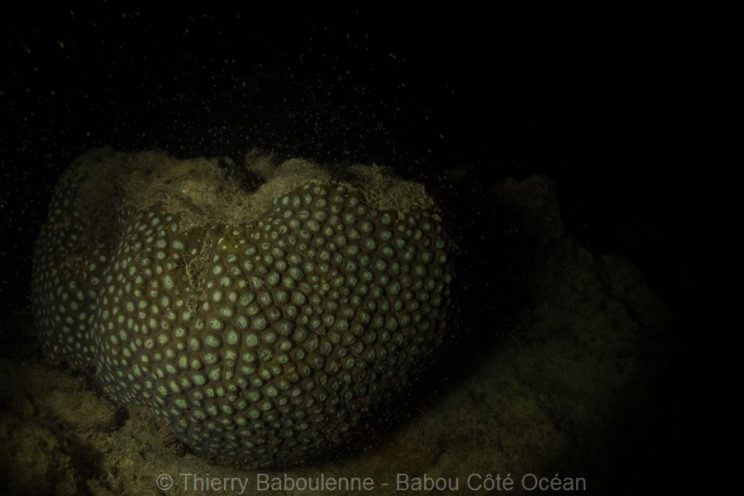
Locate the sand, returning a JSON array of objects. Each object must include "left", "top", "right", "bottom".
[{"left": 0, "top": 172, "right": 666, "bottom": 495}]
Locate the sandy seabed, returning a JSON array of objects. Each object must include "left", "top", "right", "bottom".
[{"left": 0, "top": 174, "right": 666, "bottom": 495}]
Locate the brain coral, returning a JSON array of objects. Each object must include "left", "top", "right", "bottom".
[{"left": 32, "top": 148, "right": 454, "bottom": 467}]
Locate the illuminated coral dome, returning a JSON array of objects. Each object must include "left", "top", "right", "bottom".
[{"left": 32, "top": 148, "right": 454, "bottom": 467}]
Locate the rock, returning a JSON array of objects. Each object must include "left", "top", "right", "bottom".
[{"left": 43, "top": 390, "right": 117, "bottom": 431}]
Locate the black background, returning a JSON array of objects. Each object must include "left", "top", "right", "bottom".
[{"left": 0, "top": 4, "right": 737, "bottom": 494}]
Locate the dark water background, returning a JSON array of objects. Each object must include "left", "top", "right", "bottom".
[{"left": 0, "top": 5, "right": 737, "bottom": 494}]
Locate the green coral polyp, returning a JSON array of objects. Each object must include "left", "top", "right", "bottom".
[{"left": 32, "top": 148, "right": 454, "bottom": 468}]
